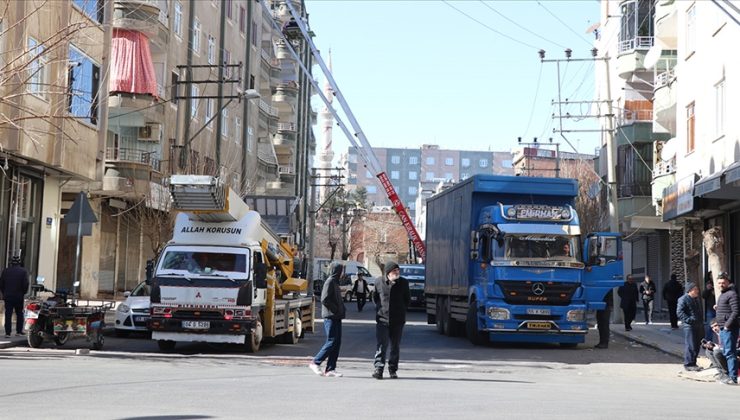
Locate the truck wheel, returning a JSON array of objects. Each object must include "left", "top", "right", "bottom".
[
  {"left": 245, "top": 322, "right": 262, "bottom": 353},
  {"left": 27, "top": 324, "right": 43, "bottom": 348},
  {"left": 466, "top": 302, "right": 487, "bottom": 346},
  {"left": 281, "top": 310, "right": 302, "bottom": 344},
  {"left": 157, "top": 340, "right": 176, "bottom": 352},
  {"left": 435, "top": 298, "right": 446, "bottom": 335},
  {"left": 54, "top": 332, "right": 70, "bottom": 347}
]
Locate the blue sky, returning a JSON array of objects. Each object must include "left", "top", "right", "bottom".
[{"left": 305, "top": 0, "right": 602, "bottom": 160}]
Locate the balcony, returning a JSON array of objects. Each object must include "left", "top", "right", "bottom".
[
  {"left": 278, "top": 164, "right": 296, "bottom": 178},
  {"left": 273, "top": 81, "right": 299, "bottom": 109},
  {"left": 105, "top": 147, "right": 161, "bottom": 172},
  {"left": 654, "top": 0, "right": 677, "bottom": 49},
  {"left": 112, "top": 0, "right": 168, "bottom": 50},
  {"left": 653, "top": 69, "right": 677, "bottom": 134},
  {"left": 273, "top": 0, "right": 303, "bottom": 23},
  {"left": 273, "top": 130, "right": 295, "bottom": 147},
  {"left": 617, "top": 36, "right": 654, "bottom": 79},
  {"left": 617, "top": 100, "right": 653, "bottom": 127},
  {"left": 258, "top": 99, "right": 279, "bottom": 120},
  {"left": 275, "top": 39, "right": 296, "bottom": 61}
]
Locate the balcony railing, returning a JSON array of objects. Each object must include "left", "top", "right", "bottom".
[
  {"left": 278, "top": 165, "right": 295, "bottom": 175},
  {"left": 261, "top": 49, "right": 271, "bottom": 62},
  {"left": 655, "top": 68, "right": 675, "bottom": 89},
  {"left": 258, "top": 99, "right": 279, "bottom": 117},
  {"left": 618, "top": 182, "right": 652, "bottom": 197},
  {"left": 618, "top": 36, "right": 654, "bottom": 53},
  {"left": 106, "top": 147, "right": 161, "bottom": 172},
  {"left": 277, "top": 122, "right": 296, "bottom": 131}
]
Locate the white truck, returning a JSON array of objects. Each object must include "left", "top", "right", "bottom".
[{"left": 148, "top": 175, "right": 315, "bottom": 352}]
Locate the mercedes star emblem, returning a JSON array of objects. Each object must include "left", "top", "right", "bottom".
[{"left": 532, "top": 283, "right": 546, "bottom": 296}]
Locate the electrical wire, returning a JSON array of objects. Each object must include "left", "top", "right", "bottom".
[
  {"left": 442, "top": 0, "right": 540, "bottom": 50},
  {"left": 478, "top": 0, "right": 568, "bottom": 49},
  {"left": 537, "top": 1, "right": 594, "bottom": 47},
  {"left": 523, "top": 64, "right": 544, "bottom": 137}
]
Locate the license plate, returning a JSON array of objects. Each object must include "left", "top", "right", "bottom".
[
  {"left": 411, "top": 296, "right": 418, "bottom": 301},
  {"left": 182, "top": 321, "right": 210, "bottom": 329},
  {"left": 134, "top": 316, "right": 150, "bottom": 322},
  {"left": 526, "top": 322, "right": 552, "bottom": 330},
  {"left": 527, "top": 308, "right": 551, "bottom": 316},
  {"left": 25, "top": 311, "right": 38, "bottom": 319}
]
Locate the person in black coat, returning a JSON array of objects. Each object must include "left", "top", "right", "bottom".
[
  {"left": 702, "top": 277, "right": 717, "bottom": 341},
  {"left": 639, "top": 275, "right": 657, "bottom": 324},
  {"left": 372, "top": 261, "right": 410, "bottom": 380},
  {"left": 677, "top": 282, "right": 704, "bottom": 371},
  {"left": 663, "top": 274, "right": 683, "bottom": 329},
  {"left": 352, "top": 275, "right": 369, "bottom": 312},
  {"left": 0, "top": 256, "right": 29, "bottom": 338},
  {"left": 715, "top": 272, "right": 739, "bottom": 385},
  {"left": 618, "top": 275, "right": 639, "bottom": 331},
  {"left": 595, "top": 290, "right": 613, "bottom": 349},
  {"left": 309, "top": 262, "right": 346, "bottom": 377}
]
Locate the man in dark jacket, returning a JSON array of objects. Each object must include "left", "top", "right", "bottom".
[
  {"left": 639, "top": 275, "right": 657, "bottom": 324},
  {"left": 663, "top": 274, "right": 683, "bottom": 329},
  {"left": 309, "top": 262, "right": 346, "bottom": 377},
  {"left": 372, "top": 261, "right": 410, "bottom": 380},
  {"left": 352, "top": 275, "right": 369, "bottom": 312},
  {"left": 715, "top": 272, "right": 739, "bottom": 385},
  {"left": 677, "top": 282, "right": 704, "bottom": 372},
  {"left": 618, "top": 275, "right": 639, "bottom": 331},
  {"left": 595, "top": 290, "right": 613, "bottom": 349},
  {"left": 0, "top": 256, "right": 29, "bottom": 338}
]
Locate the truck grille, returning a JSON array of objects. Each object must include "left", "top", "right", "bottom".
[{"left": 498, "top": 281, "right": 578, "bottom": 306}]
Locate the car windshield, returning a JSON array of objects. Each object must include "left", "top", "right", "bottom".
[
  {"left": 400, "top": 266, "right": 425, "bottom": 279},
  {"left": 501, "top": 234, "right": 580, "bottom": 261},
  {"left": 131, "top": 282, "right": 150, "bottom": 297},
  {"left": 160, "top": 250, "right": 248, "bottom": 274}
]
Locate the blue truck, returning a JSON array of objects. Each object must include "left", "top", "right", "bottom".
[{"left": 424, "top": 174, "right": 623, "bottom": 346}]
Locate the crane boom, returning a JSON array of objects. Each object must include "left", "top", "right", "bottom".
[{"left": 276, "top": 2, "right": 427, "bottom": 261}]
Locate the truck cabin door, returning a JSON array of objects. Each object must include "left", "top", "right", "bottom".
[{"left": 582, "top": 233, "right": 624, "bottom": 310}]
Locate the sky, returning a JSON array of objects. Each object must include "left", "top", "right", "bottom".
[{"left": 304, "top": 0, "right": 603, "bottom": 163}]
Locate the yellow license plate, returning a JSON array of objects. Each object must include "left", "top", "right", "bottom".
[{"left": 526, "top": 322, "right": 552, "bottom": 330}]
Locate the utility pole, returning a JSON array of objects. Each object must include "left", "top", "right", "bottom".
[{"left": 540, "top": 48, "right": 618, "bottom": 232}]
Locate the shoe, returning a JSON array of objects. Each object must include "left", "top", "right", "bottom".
[
  {"left": 594, "top": 343, "right": 608, "bottom": 349},
  {"left": 324, "top": 370, "right": 343, "bottom": 377},
  {"left": 625, "top": 327, "right": 632, "bottom": 331},
  {"left": 15, "top": 332, "right": 23, "bottom": 337},
  {"left": 684, "top": 365, "right": 701, "bottom": 372},
  {"left": 308, "top": 362, "right": 323, "bottom": 376},
  {"left": 720, "top": 377, "right": 737, "bottom": 385},
  {"left": 3, "top": 334, "right": 10, "bottom": 339},
  {"left": 389, "top": 371, "right": 398, "bottom": 379},
  {"left": 372, "top": 369, "right": 383, "bottom": 380}
]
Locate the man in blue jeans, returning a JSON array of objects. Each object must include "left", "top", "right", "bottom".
[
  {"left": 308, "top": 262, "right": 346, "bottom": 377},
  {"left": 677, "top": 282, "right": 704, "bottom": 372},
  {"left": 715, "top": 272, "right": 739, "bottom": 385}
]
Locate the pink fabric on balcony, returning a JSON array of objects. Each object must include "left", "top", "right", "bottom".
[{"left": 109, "top": 29, "right": 158, "bottom": 97}]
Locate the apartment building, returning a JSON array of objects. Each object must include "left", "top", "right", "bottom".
[
  {"left": 0, "top": 0, "right": 111, "bottom": 293},
  {"left": 344, "top": 145, "right": 513, "bottom": 219}
]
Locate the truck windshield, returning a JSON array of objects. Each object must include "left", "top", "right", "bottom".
[
  {"left": 160, "top": 250, "right": 248, "bottom": 275},
  {"left": 501, "top": 234, "right": 580, "bottom": 262}
]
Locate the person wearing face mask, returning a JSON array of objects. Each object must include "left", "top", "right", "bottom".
[{"left": 372, "top": 261, "right": 410, "bottom": 380}]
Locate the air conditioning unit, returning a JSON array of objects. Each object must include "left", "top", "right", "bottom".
[{"left": 138, "top": 124, "right": 161, "bottom": 141}]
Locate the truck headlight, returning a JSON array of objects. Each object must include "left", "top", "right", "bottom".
[
  {"left": 487, "top": 307, "right": 510, "bottom": 320},
  {"left": 561, "top": 208, "right": 571, "bottom": 219},
  {"left": 567, "top": 309, "right": 585, "bottom": 322},
  {"left": 117, "top": 304, "right": 130, "bottom": 313},
  {"left": 506, "top": 207, "right": 516, "bottom": 218}
]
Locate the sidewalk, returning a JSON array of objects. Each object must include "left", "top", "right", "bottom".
[{"left": 610, "top": 321, "right": 687, "bottom": 360}]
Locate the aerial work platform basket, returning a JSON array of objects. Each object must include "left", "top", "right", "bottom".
[{"left": 169, "top": 175, "right": 249, "bottom": 222}]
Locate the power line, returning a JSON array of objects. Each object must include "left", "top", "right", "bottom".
[
  {"left": 523, "top": 63, "right": 544, "bottom": 137},
  {"left": 442, "top": 0, "right": 540, "bottom": 50},
  {"left": 478, "top": 0, "right": 568, "bottom": 49},
  {"left": 537, "top": 1, "right": 594, "bottom": 47}
]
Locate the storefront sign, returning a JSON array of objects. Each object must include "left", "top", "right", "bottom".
[{"left": 662, "top": 175, "right": 696, "bottom": 221}]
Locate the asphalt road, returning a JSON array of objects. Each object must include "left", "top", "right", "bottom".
[{"left": 0, "top": 301, "right": 729, "bottom": 419}]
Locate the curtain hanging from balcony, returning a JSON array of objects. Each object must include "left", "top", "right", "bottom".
[{"left": 109, "top": 29, "right": 158, "bottom": 97}]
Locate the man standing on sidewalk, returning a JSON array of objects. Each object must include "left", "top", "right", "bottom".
[
  {"left": 595, "top": 290, "right": 613, "bottom": 349},
  {"left": 677, "top": 282, "right": 704, "bottom": 372},
  {"left": 372, "top": 261, "right": 410, "bottom": 380},
  {"left": 0, "top": 256, "right": 29, "bottom": 338},
  {"left": 639, "top": 275, "right": 656, "bottom": 324},
  {"left": 663, "top": 274, "right": 683, "bottom": 329},
  {"left": 618, "top": 275, "right": 639, "bottom": 331},
  {"left": 715, "top": 272, "right": 739, "bottom": 385}
]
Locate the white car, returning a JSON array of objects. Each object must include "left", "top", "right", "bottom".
[{"left": 114, "top": 281, "right": 151, "bottom": 337}]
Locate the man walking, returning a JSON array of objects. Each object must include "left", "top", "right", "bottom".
[
  {"left": 677, "top": 282, "right": 704, "bottom": 372},
  {"left": 715, "top": 272, "right": 739, "bottom": 385},
  {"left": 595, "top": 290, "right": 613, "bottom": 349},
  {"left": 0, "top": 256, "right": 29, "bottom": 338},
  {"left": 309, "top": 262, "right": 346, "bottom": 377},
  {"left": 372, "top": 261, "right": 410, "bottom": 380},
  {"left": 663, "top": 274, "right": 683, "bottom": 329},
  {"left": 639, "top": 275, "right": 656, "bottom": 324},
  {"left": 352, "top": 274, "right": 369, "bottom": 312},
  {"left": 618, "top": 275, "right": 639, "bottom": 331}
]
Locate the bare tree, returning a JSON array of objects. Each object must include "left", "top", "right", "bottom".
[
  {"left": 703, "top": 226, "right": 727, "bottom": 301},
  {"left": 560, "top": 159, "right": 607, "bottom": 235}
]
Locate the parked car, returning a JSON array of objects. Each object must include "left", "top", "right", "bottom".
[
  {"left": 114, "top": 281, "right": 151, "bottom": 337},
  {"left": 399, "top": 264, "right": 425, "bottom": 307}
]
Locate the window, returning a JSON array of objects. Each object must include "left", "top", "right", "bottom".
[
  {"left": 235, "top": 117, "right": 242, "bottom": 144},
  {"left": 249, "top": 74, "right": 255, "bottom": 89},
  {"left": 191, "top": 85, "right": 199, "bottom": 118},
  {"left": 366, "top": 185, "right": 377, "bottom": 194},
  {"left": 224, "top": 49, "right": 231, "bottom": 78},
  {"left": 686, "top": 4, "right": 696, "bottom": 57},
  {"left": 239, "top": 7, "right": 246, "bottom": 34},
  {"left": 27, "top": 37, "right": 45, "bottom": 96},
  {"left": 226, "top": 0, "right": 233, "bottom": 20},
  {"left": 67, "top": 46, "right": 100, "bottom": 125},
  {"left": 461, "top": 158, "right": 471, "bottom": 167},
  {"left": 409, "top": 171, "right": 417, "bottom": 180},
  {"left": 73, "top": 0, "right": 103, "bottom": 23},
  {"left": 222, "top": 108, "right": 229, "bottom": 137},
  {"left": 205, "top": 99, "right": 214, "bottom": 128},
  {"left": 391, "top": 171, "right": 400, "bottom": 180},
  {"left": 408, "top": 202, "right": 416, "bottom": 211},
  {"left": 426, "top": 172, "right": 435, "bottom": 180},
  {"left": 618, "top": 0, "right": 654, "bottom": 53},
  {"left": 502, "top": 160, "right": 513, "bottom": 168},
  {"left": 426, "top": 157, "right": 435, "bottom": 165},
  {"left": 366, "top": 170, "right": 373, "bottom": 179},
  {"left": 391, "top": 155, "right": 400, "bottom": 164},
  {"left": 408, "top": 186, "right": 417, "bottom": 195},
  {"left": 251, "top": 21, "right": 258, "bottom": 46},
  {"left": 686, "top": 102, "right": 695, "bottom": 153},
  {"left": 444, "top": 172, "right": 453, "bottom": 180},
  {"left": 461, "top": 173, "right": 469, "bottom": 180},
  {"left": 171, "top": 71, "right": 179, "bottom": 104},
  {"left": 479, "top": 159, "right": 488, "bottom": 168},
  {"left": 207, "top": 35, "right": 216, "bottom": 64},
  {"left": 192, "top": 19, "right": 201, "bottom": 54},
  {"left": 715, "top": 79, "right": 725, "bottom": 138},
  {"left": 445, "top": 157, "right": 454, "bottom": 166},
  {"left": 247, "top": 126, "right": 254, "bottom": 152},
  {"left": 409, "top": 156, "right": 418, "bottom": 165},
  {"left": 174, "top": 1, "right": 183, "bottom": 38}
]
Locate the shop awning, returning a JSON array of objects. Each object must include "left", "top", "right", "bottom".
[
  {"left": 725, "top": 161, "right": 740, "bottom": 184},
  {"left": 694, "top": 171, "right": 723, "bottom": 197},
  {"left": 109, "top": 29, "right": 158, "bottom": 97}
]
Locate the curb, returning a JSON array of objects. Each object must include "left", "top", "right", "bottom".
[{"left": 610, "top": 328, "right": 683, "bottom": 359}]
